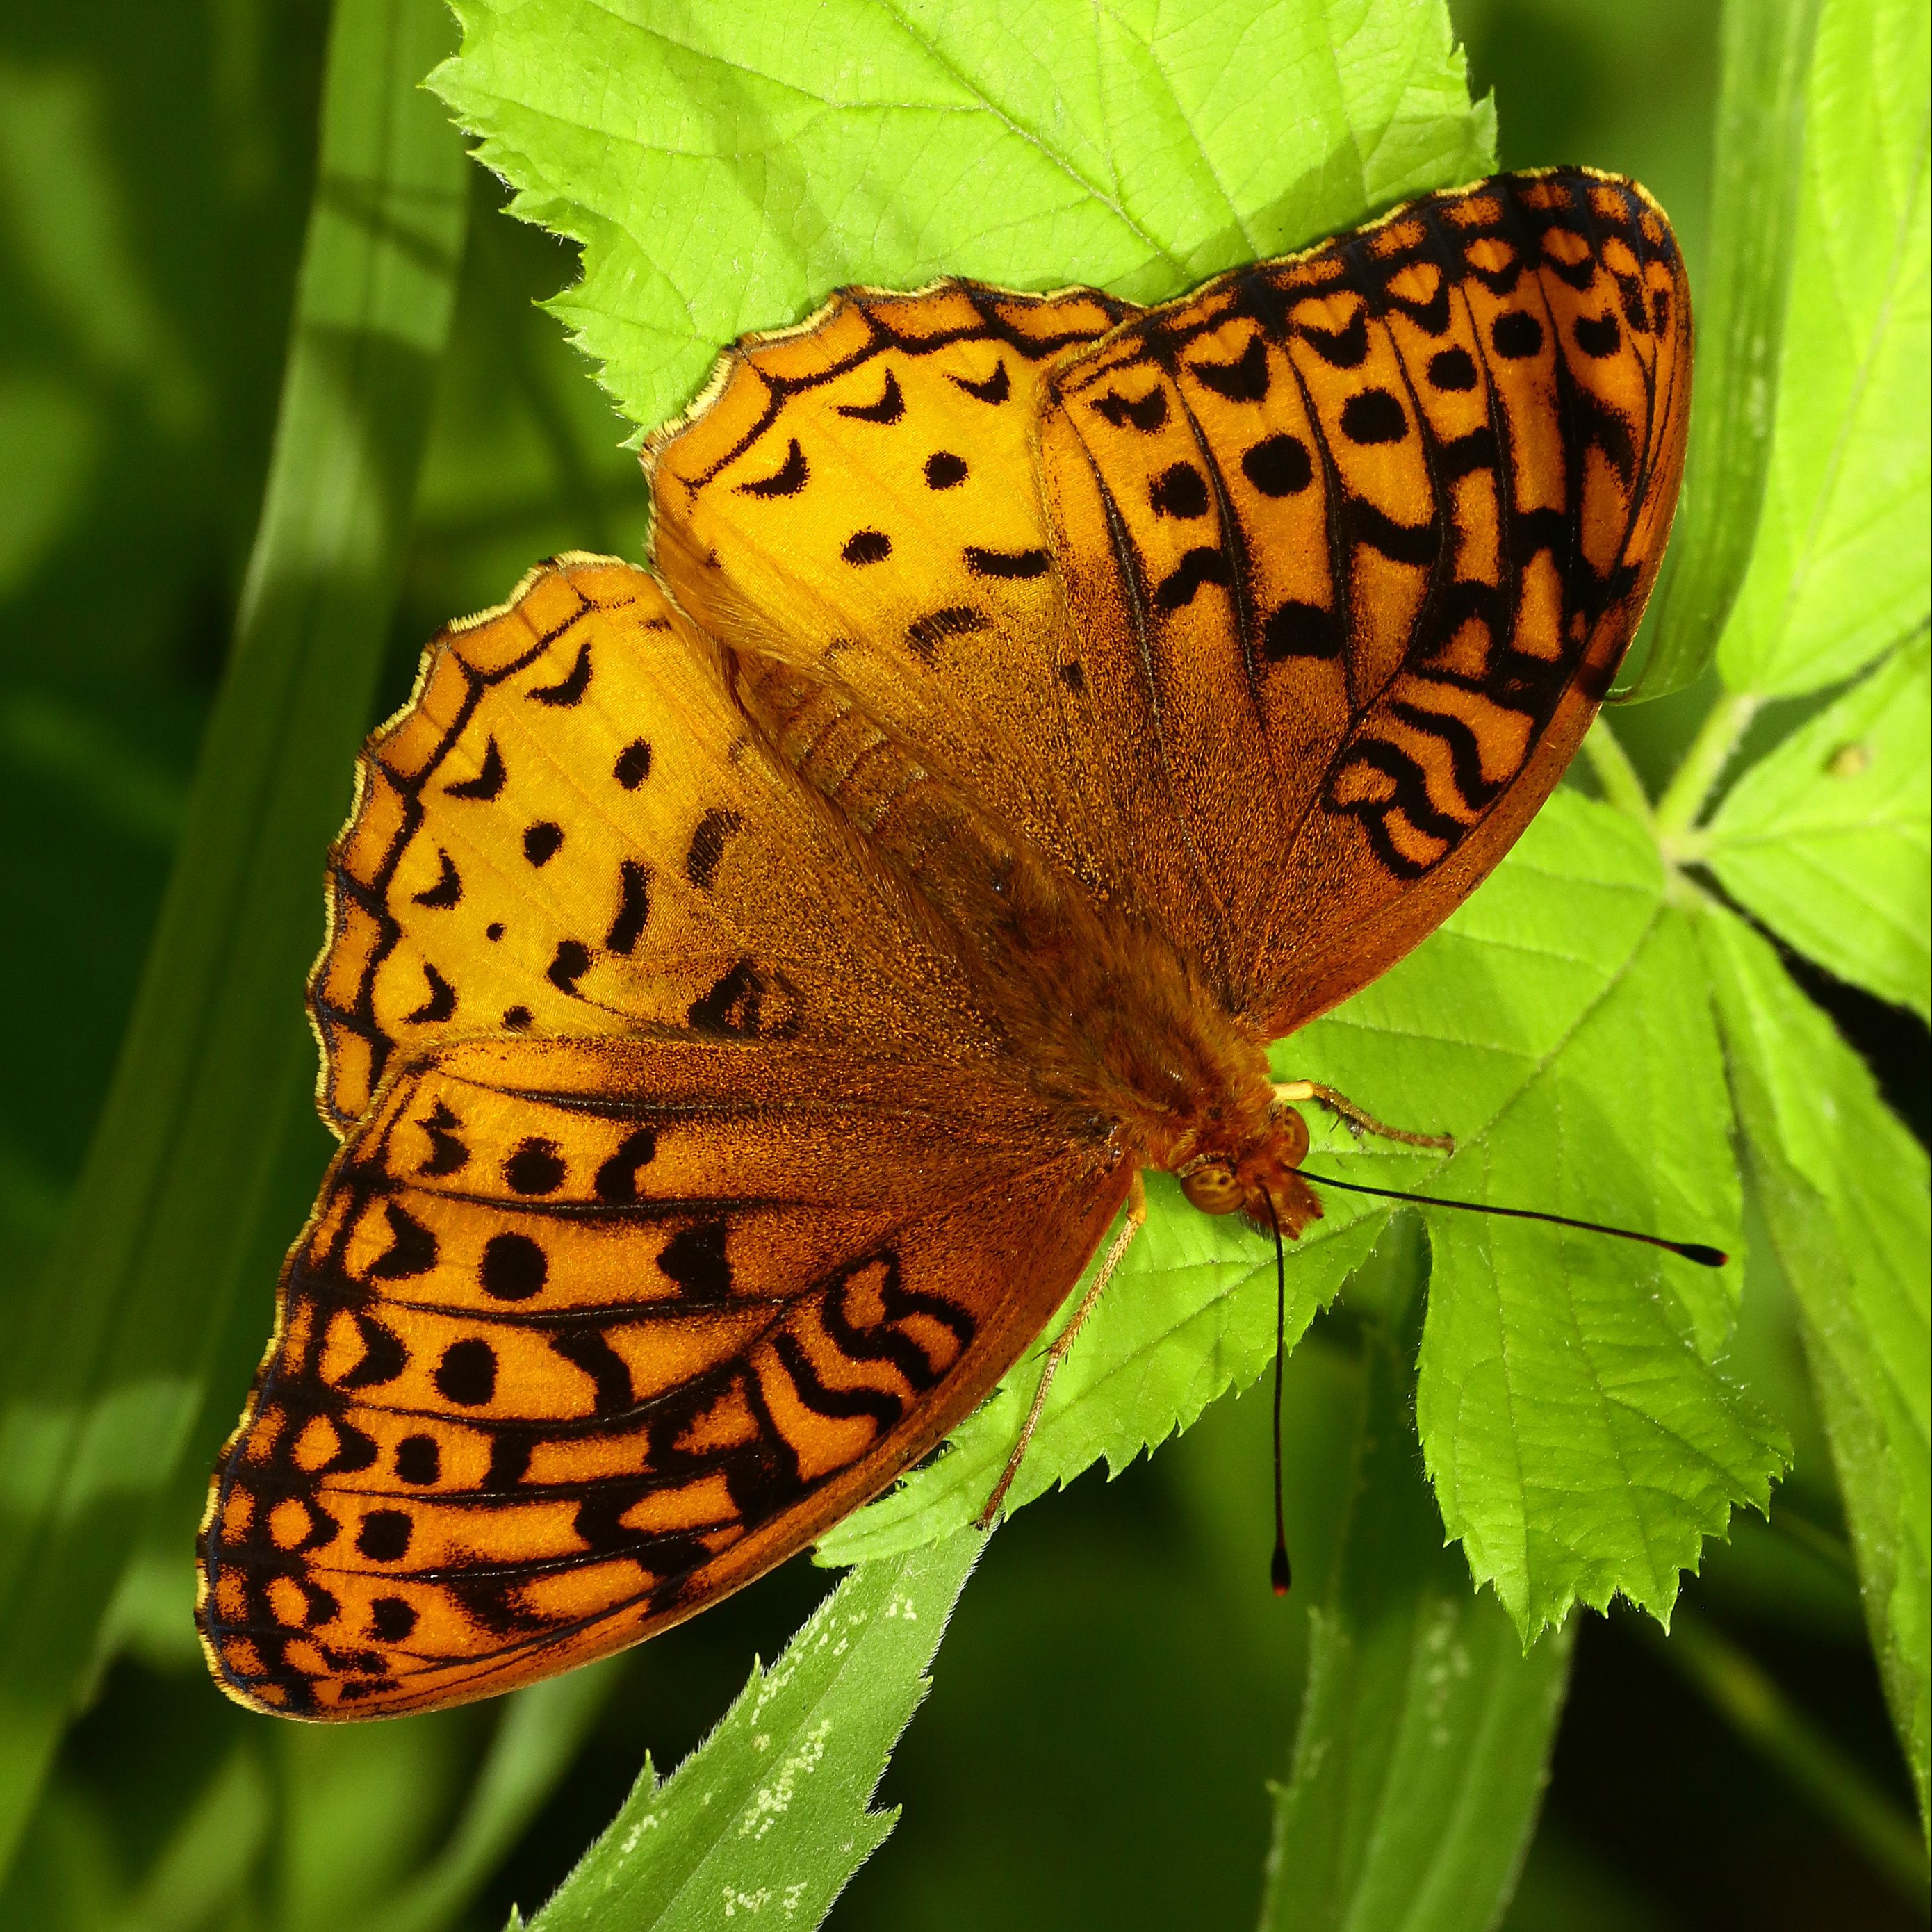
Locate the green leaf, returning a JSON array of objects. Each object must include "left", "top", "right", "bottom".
[
  {"left": 433, "top": 0, "right": 1494, "bottom": 436},
  {"left": 1700, "top": 906, "right": 1931, "bottom": 1826},
  {"left": 1718, "top": 0, "right": 1931, "bottom": 699},
  {"left": 0, "top": 0, "right": 468, "bottom": 1876},
  {"left": 1621, "top": 0, "right": 1822, "bottom": 701},
  {"left": 1261, "top": 1231, "right": 1574, "bottom": 1932},
  {"left": 828, "top": 795, "right": 1786, "bottom": 1642},
  {"left": 1698, "top": 631, "right": 1931, "bottom": 1019},
  {"left": 519, "top": 1533, "right": 981, "bottom": 1932}
]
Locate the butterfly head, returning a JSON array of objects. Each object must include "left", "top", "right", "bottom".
[{"left": 1174, "top": 1102, "right": 1320, "bottom": 1235}]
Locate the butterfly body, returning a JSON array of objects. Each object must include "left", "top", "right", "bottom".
[{"left": 200, "top": 168, "right": 1690, "bottom": 1717}]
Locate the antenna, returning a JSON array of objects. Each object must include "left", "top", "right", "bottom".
[
  {"left": 1300, "top": 1170, "right": 1727, "bottom": 1268},
  {"left": 1259, "top": 1191, "right": 1293, "bottom": 1596}
]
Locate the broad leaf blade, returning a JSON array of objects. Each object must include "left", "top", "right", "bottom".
[
  {"left": 1621, "top": 0, "right": 1821, "bottom": 701},
  {"left": 1718, "top": 0, "right": 1931, "bottom": 699},
  {"left": 519, "top": 1533, "right": 980, "bottom": 1932},
  {"left": 434, "top": 0, "right": 1493, "bottom": 437},
  {"left": 1262, "top": 1241, "right": 1572, "bottom": 1932},
  {"left": 0, "top": 0, "right": 468, "bottom": 1875},
  {"left": 1701, "top": 631, "right": 1931, "bottom": 1018},
  {"left": 1701, "top": 907, "right": 1931, "bottom": 1825}
]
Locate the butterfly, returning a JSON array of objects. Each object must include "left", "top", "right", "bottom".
[{"left": 197, "top": 167, "right": 1692, "bottom": 1717}]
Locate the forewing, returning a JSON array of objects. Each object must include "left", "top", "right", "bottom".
[
  {"left": 647, "top": 282, "right": 1143, "bottom": 900},
  {"left": 198, "top": 1036, "right": 1127, "bottom": 1717},
  {"left": 311, "top": 555, "right": 979, "bottom": 1129},
  {"left": 1038, "top": 168, "right": 1692, "bottom": 1029}
]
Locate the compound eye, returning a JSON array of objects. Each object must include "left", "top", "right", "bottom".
[
  {"left": 1275, "top": 1104, "right": 1309, "bottom": 1166},
  {"left": 1180, "top": 1162, "right": 1244, "bottom": 1215}
]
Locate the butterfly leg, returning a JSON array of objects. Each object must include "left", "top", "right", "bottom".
[
  {"left": 1273, "top": 1081, "right": 1454, "bottom": 1153},
  {"left": 975, "top": 1172, "right": 1149, "bottom": 1531}
]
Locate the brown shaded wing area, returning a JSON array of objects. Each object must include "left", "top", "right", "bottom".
[
  {"left": 646, "top": 281, "right": 1143, "bottom": 901},
  {"left": 1038, "top": 168, "right": 1692, "bottom": 1029},
  {"left": 310, "top": 555, "right": 985, "bottom": 1131},
  {"left": 199, "top": 1035, "right": 1127, "bottom": 1717}
]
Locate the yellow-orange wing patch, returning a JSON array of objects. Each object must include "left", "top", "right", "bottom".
[
  {"left": 1038, "top": 167, "right": 1691, "bottom": 1026},
  {"left": 199, "top": 1034, "right": 1127, "bottom": 1717},
  {"left": 310, "top": 555, "right": 982, "bottom": 1129},
  {"left": 648, "top": 281, "right": 1142, "bottom": 898}
]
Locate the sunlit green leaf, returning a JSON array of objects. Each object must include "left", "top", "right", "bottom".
[
  {"left": 434, "top": 0, "right": 1494, "bottom": 438},
  {"left": 1718, "top": 0, "right": 1931, "bottom": 698},
  {"left": 1700, "top": 631, "right": 1930, "bottom": 1018},
  {"left": 1701, "top": 907, "right": 1931, "bottom": 1825},
  {"left": 518, "top": 1533, "right": 980, "bottom": 1932}
]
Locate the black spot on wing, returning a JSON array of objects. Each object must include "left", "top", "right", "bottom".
[
  {"left": 411, "top": 851, "right": 462, "bottom": 908},
  {"left": 685, "top": 808, "right": 744, "bottom": 889},
  {"left": 504, "top": 1138, "right": 565, "bottom": 1196},
  {"left": 614, "top": 739, "right": 652, "bottom": 789},
  {"left": 523, "top": 821, "right": 563, "bottom": 867},
  {"left": 594, "top": 1127, "right": 657, "bottom": 1204},
  {"left": 660, "top": 1220, "right": 731, "bottom": 1301},
  {"left": 605, "top": 858, "right": 650, "bottom": 955},
  {"left": 1092, "top": 386, "right": 1168, "bottom": 432},
  {"left": 416, "top": 1101, "right": 468, "bottom": 1177},
  {"left": 1241, "top": 434, "right": 1312, "bottom": 497},
  {"left": 842, "top": 530, "right": 892, "bottom": 564},
  {"left": 963, "top": 545, "right": 1049, "bottom": 580},
  {"left": 738, "top": 437, "right": 808, "bottom": 497},
  {"left": 444, "top": 737, "right": 505, "bottom": 801},
  {"left": 924, "top": 450, "right": 968, "bottom": 489},
  {"left": 551, "top": 1330, "right": 634, "bottom": 1416},
  {"left": 1491, "top": 310, "right": 1544, "bottom": 359},
  {"left": 1572, "top": 311, "right": 1621, "bottom": 358},
  {"left": 480, "top": 1231, "right": 546, "bottom": 1301},
  {"left": 434, "top": 1338, "right": 497, "bottom": 1406},
  {"left": 949, "top": 359, "right": 1009, "bottom": 404},
  {"left": 835, "top": 367, "right": 904, "bottom": 423},
  {"left": 395, "top": 1436, "right": 440, "bottom": 1484},
  {"left": 1295, "top": 309, "right": 1368, "bottom": 368},
  {"left": 1153, "top": 546, "right": 1233, "bottom": 613},
  {"left": 1188, "top": 334, "right": 1268, "bottom": 401},
  {"left": 528, "top": 638, "right": 592, "bottom": 706},
  {"left": 337, "top": 1313, "right": 407, "bottom": 1389},
  {"left": 906, "top": 606, "right": 987, "bottom": 661},
  {"left": 1426, "top": 347, "right": 1477, "bottom": 391},
  {"left": 1339, "top": 388, "right": 1407, "bottom": 445},
  {"left": 1261, "top": 600, "right": 1344, "bottom": 661},
  {"left": 546, "top": 942, "right": 591, "bottom": 997},
  {"left": 404, "top": 963, "right": 457, "bottom": 1024},
  {"left": 1149, "top": 463, "right": 1209, "bottom": 518}
]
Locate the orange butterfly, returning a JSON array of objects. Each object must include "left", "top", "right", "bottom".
[{"left": 198, "top": 168, "right": 1691, "bottom": 1717}]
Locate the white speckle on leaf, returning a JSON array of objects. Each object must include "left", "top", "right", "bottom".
[
  {"left": 722, "top": 1885, "right": 771, "bottom": 1916},
  {"left": 783, "top": 1881, "right": 809, "bottom": 1915},
  {"left": 619, "top": 1812, "right": 661, "bottom": 1854},
  {"left": 753, "top": 1733, "right": 771, "bottom": 1751},
  {"left": 739, "top": 1720, "right": 833, "bottom": 1839}
]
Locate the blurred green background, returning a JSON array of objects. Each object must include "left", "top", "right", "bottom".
[{"left": 0, "top": 2, "right": 1923, "bottom": 1926}]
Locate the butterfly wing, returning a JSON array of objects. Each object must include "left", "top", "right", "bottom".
[
  {"left": 646, "top": 281, "right": 1147, "bottom": 905},
  {"left": 199, "top": 1033, "right": 1129, "bottom": 1716},
  {"left": 309, "top": 554, "right": 987, "bottom": 1131},
  {"left": 1037, "top": 167, "right": 1692, "bottom": 1030}
]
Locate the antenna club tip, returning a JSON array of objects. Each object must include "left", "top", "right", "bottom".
[
  {"left": 1680, "top": 1243, "right": 1729, "bottom": 1268},
  {"left": 1270, "top": 1547, "right": 1292, "bottom": 1596}
]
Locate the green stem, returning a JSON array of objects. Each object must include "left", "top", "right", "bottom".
[
  {"left": 1579, "top": 715, "right": 1654, "bottom": 826},
  {"left": 1642, "top": 1609, "right": 1929, "bottom": 1901},
  {"left": 1653, "top": 689, "right": 1762, "bottom": 842}
]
